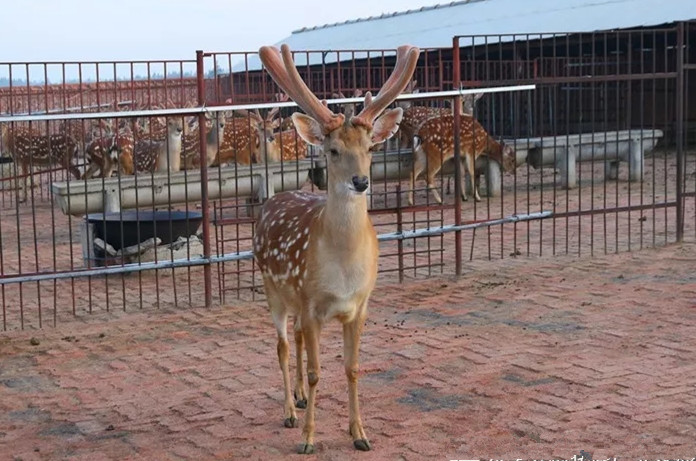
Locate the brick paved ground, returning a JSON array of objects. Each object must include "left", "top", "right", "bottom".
[
  {"left": 1, "top": 243, "right": 696, "bottom": 460},
  {"left": 2, "top": 149, "right": 695, "bottom": 330}
]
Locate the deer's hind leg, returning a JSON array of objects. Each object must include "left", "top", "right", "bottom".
[
  {"left": 409, "top": 148, "right": 426, "bottom": 206},
  {"left": 293, "top": 317, "right": 307, "bottom": 409}
]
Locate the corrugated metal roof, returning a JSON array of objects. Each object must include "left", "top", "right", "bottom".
[{"left": 239, "top": 0, "right": 693, "bottom": 70}]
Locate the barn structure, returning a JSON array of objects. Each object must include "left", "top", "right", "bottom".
[{"left": 214, "top": 0, "right": 695, "bottom": 143}]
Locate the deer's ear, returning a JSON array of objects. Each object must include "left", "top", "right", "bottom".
[
  {"left": 292, "top": 113, "right": 324, "bottom": 146},
  {"left": 371, "top": 107, "right": 403, "bottom": 144}
]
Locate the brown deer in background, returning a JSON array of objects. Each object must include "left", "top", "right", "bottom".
[
  {"left": 82, "top": 120, "right": 134, "bottom": 179},
  {"left": 409, "top": 113, "right": 517, "bottom": 205},
  {"left": 131, "top": 117, "right": 183, "bottom": 173},
  {"left": 212, "top": 113, "right": 260, "bottom": 166},
  {"left": 180, "top": 112, "right": 227, "bottom": 170},
  {"left": 269, "top": 129, "right": 308, "bottom": 162},
  {"left": 398, "top": 82, "right": 484, "bottom": 150},
  {"left": 1, "top": 124, "right": 80, "bottom": 201},
  {"left": 243, "top": 108, "right": 281, "bottom": 164},
  {"left": 254, "top": 43, "right": 419, "bottom": 454}
]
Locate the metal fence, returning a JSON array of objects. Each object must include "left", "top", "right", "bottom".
[{"left": 0, "top": 22, "right": 693, "bottom": 331}]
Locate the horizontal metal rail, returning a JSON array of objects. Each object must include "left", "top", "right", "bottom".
[
  {"left": 0, "top": 209, "right": 550, "bottom": 285},
  {"left": 377, "top": 211, "right": 552, "bottom": 242},
  {"left": 0, "top": 85, "right": 536, "bottom": 123}
]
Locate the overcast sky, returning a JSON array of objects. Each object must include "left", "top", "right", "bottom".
[{"left": 1, "top": 0, "right": 441, "bottom": 62}]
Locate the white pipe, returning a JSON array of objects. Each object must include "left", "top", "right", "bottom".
[{"left": 0, "top": 85, "right": 536, "bottom": 123}]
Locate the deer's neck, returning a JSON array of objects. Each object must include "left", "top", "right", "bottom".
[
  {"left": 321, "top": 191, "right": 372, "bottom": 248},
  {"left": 205, "top": 127, "right": 221, "bottom": 165},
  {"left": 486, "top": 135, "right": 502, "bottom": 159},
  {"left": 159, "top": 134, "right": 182, "bottom": 171},
  {"left": 206, "top": 125, "right": 219, "bottom": 146}
]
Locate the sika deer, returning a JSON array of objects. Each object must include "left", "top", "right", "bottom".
[
  {"left": 398, "top": 87, "right": 483, "bottom": 150},
  {"left": 408, "top": 114, "right": 516, "bottom": 205},
  {"left": 247, "top": 107, "right": 309, "bottom": 163},
  {"left": 83, "top": 134, "right": 132, "bottom": 179},
  {"left": 131, "top": 117, "right": 183, "bottom": 173},
  {"left": 254, "top": 43, "right": 419, "bottom": 454},
  {"left": 212, "top": 115, "right": 259, "bottom": 166},
  {"left": 82, "top": 120, "right": 135, "bottom": 179},
  {"left": 180, "top": 112, "right": 227, "bottom": 170},
  {"left": 244, "top": 108, "right": 281, "bottom": 164},
  {"left": 1, "top": 124, "right": 80, "bottom": 201},
  {"left": 270, "top": 129, "right": 308, "bottom": 162}
]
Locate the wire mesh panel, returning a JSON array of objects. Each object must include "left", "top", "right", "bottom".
[
  {"left": 452, "top": 25, "right": 692, "bottom": 262},
  {"left": 0, "top": 23, "right": 692, "bottom": 331},
  {"left": 0, "top": 58, "right": 211, "bottom": 331}
]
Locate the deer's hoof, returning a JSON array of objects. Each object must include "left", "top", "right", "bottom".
[
  {"left": 295, "top": 398, "right": 307, "bottom": 409},
  {"left": 298, "top": 443, "right": 315, "bottom": 454},
  {"left": 284, "top": 417, "right": 298, "bottom": 428},
  {"left": 354, "top": 438, "right": 372, "bottom": 451}
]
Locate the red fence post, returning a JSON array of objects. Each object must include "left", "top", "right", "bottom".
[
  {"left": 452, "top": 36, "right": 463, "bottom": 276},
  {"left": 196, "top": 50, "right": 213, "bottom": 308},
  {"left": 676, "top": 22, "right": 685, "bottom": 242}
]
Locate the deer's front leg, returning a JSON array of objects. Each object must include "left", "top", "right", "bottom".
[
  {"left": 464, "top": 154, "right": 481, "bottom": 202},
  {"left": 344, "top": 309, "right": 371, "bottom": 451},
  {"left": 459, "top": 156, "right": 469, "bottom": 202},
  {"left": 299, "top": 317, "right": 321, "bottom": 454},
  {"left": 271, "top": 309, "right": 298, "bottom": 428}
]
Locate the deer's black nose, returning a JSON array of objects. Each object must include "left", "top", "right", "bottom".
[{"left": 352, "top": 175, "right": 369, "bottom": 192}]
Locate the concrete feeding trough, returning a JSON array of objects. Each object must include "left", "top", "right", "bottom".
[
  {"left": 52, "top": 161, "right": 317, "bottom": 266},
  {"left": 524, "top": 129, "right": 664, "bottom": 188},
  {"left": 51, "top": 160, "right": 316, "bottom": 216}
]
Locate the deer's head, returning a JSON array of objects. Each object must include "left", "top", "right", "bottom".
[
  {"left": 501, "top": 142, "right": 517, "bottom": 172},
  {"left": 240, "top": 108, "right": 281, "bottom": 163},
  {"left": 260, "top": 44, "right": 419, "bottom": 198},
  {"left": 461, "top": 92, "right": 484, "bottom": 116},
  {"left": 157, "top": 117, "right": 184, "bottom": 139}
]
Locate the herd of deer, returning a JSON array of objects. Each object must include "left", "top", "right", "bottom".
[
  {"left": 0, "top": 101, "right": 312, "bottom": 201},
  {"left": 0, "top": 70, "right": 516, "bottom": 206}
]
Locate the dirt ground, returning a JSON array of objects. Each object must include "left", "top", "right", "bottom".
[{"left": 1, "top": 242, "right": 695, "bottom": 460}]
